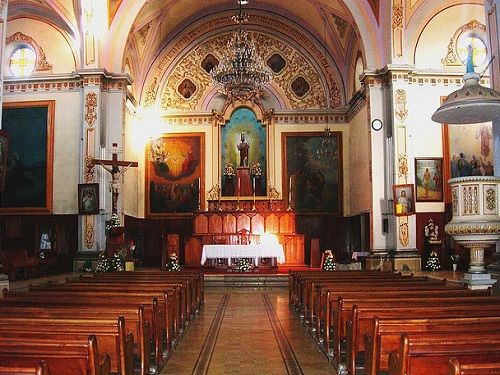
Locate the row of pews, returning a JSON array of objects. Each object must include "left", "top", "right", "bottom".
[
  {"left": 0, "top": 269, "right": 204, "bottom": 375},
  {"left": 289, "top": 270, "right": 500, "bottom": 375}
]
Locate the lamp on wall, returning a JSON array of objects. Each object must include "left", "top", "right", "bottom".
[
  {"left": 432, "top": 46, "right": 500, "bottom": 124},
  {"left": 210, "top": 0, "right": 272, "bottom": 96}
]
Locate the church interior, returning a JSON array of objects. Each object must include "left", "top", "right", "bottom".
[{"left": 0, "top": 0, "right": 500, "bottom": 374}]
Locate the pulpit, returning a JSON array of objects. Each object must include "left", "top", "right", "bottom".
[{"left": 106, "top": 226, "right": 125, "bottom": 257}]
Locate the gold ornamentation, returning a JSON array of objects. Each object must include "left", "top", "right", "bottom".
[
  {"left": 268, "top": 182, "right": 280, "bottom": 200},
  {"left": 399, "top": 220, "right": 409, "bottom": 246},
  {"left": 485, "top": 186, "right": 496, "bottom": 212},
  {"left": 462, "top": 185, "right": 479, "bottom": 215},
  {"left": 6, "top": 32, "right": 53, "bottom": 72},
  {"left": 441, "top": 20, "right": 487, "bottom": 68},
  {"left": 159, "top": 31, "right": 331, "bottom": 111},
  {"left": 84, "top": 219, "right": 94, "bottom": 249},
  {"left": 395, "top": 89, "right": 408, "bottom": 123},
  {"left": 85, "top": 92, "right": 97, "bottom": 127},
  {"left": 332, "top": 15, "right": 348, "bottom": 39},
  {"left": 208, "top": 183, "right": 221, "bottom": 201},
  {"left": 392, "top": 5, "right": 404, "bottom": 29},
  {"left": 398, "top": 154, "right": 408, "bottom": 179},
  {"left": 85, "top": 156, "right": 95, "bottom": 183},
  {"left": 452, "top": 187, "right": 459, "bottom": 215},
  {"left": 445, "top": 222, "right": 500, "bottom": 236},
  {"left": 144, "top": 77, "right": 157, "bottom": 108}
]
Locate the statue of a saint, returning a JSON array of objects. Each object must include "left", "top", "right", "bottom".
[{"left": 237, "top": 133, "right": 250, "bottom": 167}]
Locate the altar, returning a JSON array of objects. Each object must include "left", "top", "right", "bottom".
[{"left": 201, "top": 244, "right": 285, "bottom": 267}]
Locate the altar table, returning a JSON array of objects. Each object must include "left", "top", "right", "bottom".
[{"left": 201, "top": 244, "right": 286, "bottom": 266}]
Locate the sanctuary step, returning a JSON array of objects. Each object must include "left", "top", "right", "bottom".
[{"left": 204, "top": 274, "right": 288, "bottom": 288}]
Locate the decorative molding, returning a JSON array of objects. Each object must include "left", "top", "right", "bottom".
[
  {"left": 484, "top": 185, "right": 497, "bottom": 214},
  {"left": 85, "top": 92, "right": 98, "bottom": 127},
  {"left": 399, "top": 219, "right": 409, "bottom": 246},
  {"left": 85, "top": 156, "right": 95, "bottom": 183},
  {"left": 398, "top": 154, "right": 408, "bottom": 179},
  {"left": 392, "top": 5, "right": 404, "bottom": 29},
  {"left": 441, "top": 20, "right": 487, "bottom": 68},
  {"left": 207, "top": 183, "right": 220, "bottom": 201},
  {"left": 462, "top": 185, "right": 479, "bottom": 216},
  {"left": 394, "top": 89, "right": 408, "bottom": 123},
  {"left": 84, "top": 219, "right": 94, "bottom": 249},
  {"left": 137, "top": 22, "right": 151, "bottom": 45},
  {"left": 332, "top": 14, "right": 348, "bottom": 39}
]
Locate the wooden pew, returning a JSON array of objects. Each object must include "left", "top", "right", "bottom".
[
  {"left": 0, "top": 335, "right": 110, "bottom": 375},
  {"left": 0, "top": 315, "right": 133, "bottom": 375},
  {"left": 365, "top": 315, "right": 500, "bottom": 375},
  {"left": 0, "top": 361, "right": 50, "bottom": 375},
  {"left": 448, "top": 357, "right": 500, "bottom": 375},
  {"left": 0, "top": 304, "right": 150, "bottom": 375},
  {"left": 347, "top": 305, "right": 500, "bottom": 375},
  {"left": 388, "top": 332, "right": 500, "bottom": 375}
]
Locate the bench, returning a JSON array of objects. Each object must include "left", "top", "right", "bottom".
[
  {"left": 388, "top": 332, "right": 500, "bottom": 375},
  {"left": 448, "top": 357, "right": 500, "bottom": 375},
  {"left": 0, "top": 361, "right": 50, "bottom": 375},
  {"left": 0, "top": 335, "right": 110, "bottom": 375}
]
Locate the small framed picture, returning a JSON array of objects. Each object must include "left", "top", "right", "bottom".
[
  {"left": 78, "top": 183, "right": 99, "bottom": 215},
  {"left": 393, "top": 184, "right": 415, "bottom": 216},
  {"left": 415, "top": 158, "right": 444, "bottom": 202}
]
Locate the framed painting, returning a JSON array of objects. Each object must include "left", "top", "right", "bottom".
[
  {"left": 0, "top": 101, "right": 54, "bottom": 213},
  {"left": 146, "top": 133, "right": 204, "bottom": 215},
  {"left": 415, "top": 158, "right": 443, "bottom": 202},
  {"left": 78, "top": 183, "right": 99, "bottom": 215},
  {"left": 220, "top": 107, "right": 267, "bottom": 197},
  {"left": 0, "top": 130, "right": 8, "bottom": 192},
  {"left": 441, "top": 94, "right": 493, "bottom": 202},
  {"left": 283, "top": 132, "right": 343, "bottom": 214},
  {"left": 393, "top": 184, "right": 415, "bottom": 216}
]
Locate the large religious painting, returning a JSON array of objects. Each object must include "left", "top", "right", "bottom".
[
  {"left": 415, "top": 158, "right": 443, "bottom": 202},
  {"left": 221, "top": 108, "right": 267, "bottom": 197},
  {"left": 146, "top": 133, "right": 204, "bottom": 215},
  {"left": 283, "top": 132, "right": 343, "bottom": 214},
  {"left": 0, "top": 101, "right": 54, "bottom": 213},
  {"left": 443, "top": 122, "right": 493, "bottom": 202}
]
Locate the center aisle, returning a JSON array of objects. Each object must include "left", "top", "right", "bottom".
[{"left": 162, "top": 288, "right": 336, "bottom": 375}]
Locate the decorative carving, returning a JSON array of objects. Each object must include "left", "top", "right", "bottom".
[
  {"left": 208, "top": 183, "right": 221, "bottom": 201},
  {"left": 137, "top": 22, "right": 151, "bottom": 45},
  {"left": 85, "top": 156, "right": 95, "bottom": 183},
  {"left": 395, "top": 89, "right": 408, "bottom": 123},
  {"left": 399, "top": 220, "right": 409, "bottom": 246},
  {"left": 445, "top": 222, "right": 500, "bottom": 236},
  {"left": 452, "top": 186, "right": 459, "bottom": 215},
  {"left": 484, "top": 185, "right": 497, "bottom": 214},
  {"left": 6, "top": 32, "right": 53, "bottom": 72},
  {"left": 159, "top": 31, "right": 332, "bottom": 111},
  {"left": 392, "top": 5, "right": 404, "bottom": 29},
  {"left": 398, "top": 154, "right": 408, "bottom": 179},
  {"left": 84, "top": 219, "right": 94, "bottom": 249},
  {"left": 462, "top": 185, "right": 479, "bottom": 215},
  {"left": 441, "top": 39, "right": 459, "bottom": 66},
  {"left": 268, "top": 182, "right": 280, "bottom": 200},
  {"left": 85, "top": 92, "right": 97, "bottom": 127}
]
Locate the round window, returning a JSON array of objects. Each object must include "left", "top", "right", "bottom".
[{"left": 10, "top": 47, "right": 36, "bottom": 76}]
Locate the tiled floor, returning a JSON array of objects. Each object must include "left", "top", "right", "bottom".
[{"left": 162, "top": 288, "right": 336, "bottom": 375}]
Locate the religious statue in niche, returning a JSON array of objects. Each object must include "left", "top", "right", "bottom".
[
  {"left": 424, "top": 219, "right": 441, "bottom": 244},
  {"left": 220, "top": 108, "right": 267, "bottom": 197}
]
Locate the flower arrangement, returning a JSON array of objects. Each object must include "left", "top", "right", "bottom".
[
  {"left": 426, "top": 250, "right": 441, "bottom": 271},
  {"left": 79, "top": 259, "right": 94, "bottom": 273},
  {"left": 224, "top": 164, "right": 235, "bottom": 177},
  {"left": 250, "top": 162, "right": 262, "bottom": 177},
  {"left": 236, "top": 258, "right": 252, "bottom": 272},
  {"left": 451, "top": 254, "right": 460, "bottom": 263},
  {"left": 105, "top": 213, "right": 121, "bottom": 234},
  {"left": 322, "top": 250, "right": 336, "bottom": 272},
  {"left": 166, "top": 253, "right": 181, "bottom": 272},
  {"left": 94, "top": 251, "right": 125, "bottom": 273}
]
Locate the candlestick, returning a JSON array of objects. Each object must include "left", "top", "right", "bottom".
[
  {"left": 197, "top": 177, "right": 201, "bottom": 211},
  {"left": 252, "top": 177, "right": 256, "bottom": 211},
  {"left": 237, "top": 176, "right": 241, "bottom": 197},
  {"left": 287, "top": 175, "right": 292, "bottom": 211}
]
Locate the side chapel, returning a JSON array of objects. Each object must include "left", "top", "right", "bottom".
[{"left": 0, "top": 0, "right": 499, "bottom": 285}]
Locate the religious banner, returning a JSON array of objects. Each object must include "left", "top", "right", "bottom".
[
  {"left": 283, "top": 132, "right": 343, "bottom": 214},
  {"left": 146, "top": 133, "right": 204, "bottom": 215},
  {"left": 0, "top": 101, "right": 54, "bottom": 212}
]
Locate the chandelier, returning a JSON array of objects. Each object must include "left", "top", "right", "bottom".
[{"left": 210, "top": 0, "right": 272, "bottom": 96}]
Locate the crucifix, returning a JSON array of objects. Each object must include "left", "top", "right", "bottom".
[{"left": 92, "top": 143, "right": 138, "bottom": 215}]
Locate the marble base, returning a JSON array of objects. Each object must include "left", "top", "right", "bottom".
[
  {"left": 365, "top": 251, "right": 421, "bottom": 272},
  {"left": 0, "top": 273, "right": 9, "bottom": 292},
  {"left": 461, "top": 273, "right": 497, "bottom": 290}
]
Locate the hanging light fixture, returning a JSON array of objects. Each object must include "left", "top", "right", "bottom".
[
  {"left": 432, "top": 46, "right": 500, "bottom": 124},
  {"left": 210, "top": 0, "right": 272, "bottom": 96}
]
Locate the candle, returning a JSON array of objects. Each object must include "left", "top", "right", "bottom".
[
  {"left": 289, "top": 176, "right": 292, "bottom": 202},
  {"left": 237, "top": 176, "right": 241, "bottom": 197},
  {"left": 253, "top": 177, "right": 256, "bottom": 194}
]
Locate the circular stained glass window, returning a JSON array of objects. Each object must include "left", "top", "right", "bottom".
[
  {"left": 10, "top": 47, "right": 36, "bottom": 76},
  {"left": 456, "top": 33, "right": 487, "bottom": 68}
]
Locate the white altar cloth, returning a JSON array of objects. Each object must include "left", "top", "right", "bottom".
[{"left": 201, "top": 244, "right": 285, "bottom": 266}]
